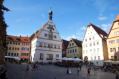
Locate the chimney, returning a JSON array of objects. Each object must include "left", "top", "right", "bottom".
[
  {"left": 20, "top": 35, "right": 21, "bottom": 37},
  {"left": 27, "top": 35, "right": 28, "bottom": 37}
]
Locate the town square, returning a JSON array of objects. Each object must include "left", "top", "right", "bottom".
[{"left": 0, "top": 0, "right": 119, "bottom": 79}]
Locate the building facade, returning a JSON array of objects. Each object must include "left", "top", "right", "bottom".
[
  {"left": 20, "top": 37, "right": 30, "bottom": 61},
  {"left": 82, "top": 23, "right": 108, "bottom": 66},
  {"left": 6, "top": 35, "right": 30, "bottom": 61},
  {"left": 107, "top": 14, "right": 119, "bottom": 60},
  {"left": 30, "top": 10, "right": 62, "bottom": 63},
  {"left": 66, "top": 38, "right": 82, "bottom": 58},
  {"left": 62, "top": 39, "right": 69, "bottom": 57}
]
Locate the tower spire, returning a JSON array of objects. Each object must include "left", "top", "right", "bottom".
[{"left": 49, "top": 7, "right": 53, "bottom": 20}]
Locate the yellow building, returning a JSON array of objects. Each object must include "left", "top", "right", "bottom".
[
  {"left": 6, "top": 35, "right": 21, "bottom": 59},
  {"left": 66, "top": 38, "right": 82, "bottom": 58},
  {"left": 107, "top": 14, "right": 119, "bottom": 60}
]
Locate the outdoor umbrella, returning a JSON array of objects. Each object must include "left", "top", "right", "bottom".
[{"left": 73, "top": 58, "right": 83, "bottom": 61}]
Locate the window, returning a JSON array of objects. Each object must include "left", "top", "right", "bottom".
[
  {"left": 110, "top": 48, "right": 112, "bottom": 52},
  {"left": 70, "top": 44, "right": 71, "bottom": 46},
  {"left": 45, "top": 34, "right": 47, "bottom": 37},
  {"left": 40, "top": 53, "right": 43, "bottom": 60},
  {"left": 94, "top": 56, "right": 96, "bottom": 60},
  {"left": 15, "top": 48, "right": 17, "bottom": 50},
  {"left": 71, "top": 40, "right": 72, "bottom": 42},
  {"left": 22, "top": 43, "right": 24, "bottom": 45},
  {"left": 14, "top": 53, "right": 16, "bottom": 56},
  {"left": 68, "top": 50, "right": 69, "bottom": 53},
  {"left": 56, "top": 54, "right": 59, "bottom": 58},
  {"left": 97, "top": 48, "right": 99, "bottom": 52},
  {"left": 58, "top": 45, "right": 60, "bottom": 49},
  {"left": 113, "top": 48, "right": 116, "bottom": 52},
  {"left": 54, "top": 36, "right": 56, "bottom": 38},
  {"left": 85, "top": 39, "right": 87, "bottom": 41},
  {"left": 44, "top": 43, "right": 47, "bottom": 47},
  {"left": 94, "top": 49, "right": 96, "bottom": 52},
  {"left": 75, "top": 49, "right": 77, "bottom": 52},
  {"left": 93, "top": 43, "right": 95, "bottom": 46},
  {"left": 111, "top": 56, "right": 114, "bottom": 59},
  {"left": 39, "top": 43, "right": 42, "bottom": 47},
  {"left": 17, "top": 48, "right": 19, "bottom": 50},
  {"left": 12, "top": 47, "right": 14, "bottom": 50},
  {"left": 27, "top": 43, "right": 29, "bottom": 45},
  {"left": 109, "top": 40, "right": 115, "bottom": 44},
  {"left": 70, "top": 50, "right": 72, "bottom": 53},
  {"left": 8, "top": 53, "right": 10, "bottom": 56},
  {"left": 17, "top": 53, "right": 19, "bottom": 56},
  {"left": 21, "top": 53, "right": 28, "bottom": 56},
  {"left": 10, "top": 42, "right": 12, "bottom": 44},
  {"left": 9, "top": 47, "right": 11, "bottom": 50},
  {"left": 6, "top": 46, "right": 8, "bottom": 50},
  {"left": 18, "top": 43, "right": 20, "bottom": 45},
  {"left": 11, "top": 53, "right": 13, "bottom": 56},
  {"left": 62, "top": 51, "right": 65, "bottom": 54},
  {"left": 21, "top": 47, "right": 29, "bottom": 50},
  {"left": 90, "top": 43, "right": 92, "bottom": 46},
  {"left": 47, "top": 54, "right": 53, "bottom": 60},
  {"left": 72, "top": 43, "right": 74, "bottom": 46},
  {"left": 73, "top": 49, "right": 74, "bottom": 53},
  {"left": 13, "top": 42, "right": 15, "bottom": 44},
  {"left": 97, "top": 42, "right": 99, "bottom": 45},
  {"left": 117, "top": 39, "right": 119, "bottom": 43},
  {"left": 89, "top": 38, "right": 91, "bottom": 40},
  {"left": 54, "top": 45, "right": 56, "bottom": 48},
  {"left": 98, "top": 56, "right": 100, "bottom": 60},
  {"left": 90, "top": 49, "right": 92, "bottom": 53},
  {"left": 16, "top": 42, "right": 17, "bottom": 45},
  {"left": 93, "top": 37, "right": 94, "bottom": 40},
  {"left": 114, "top": 31, "right": 119, "bottom": 35}
]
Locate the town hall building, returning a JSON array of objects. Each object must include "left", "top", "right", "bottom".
[{"left": 30, "top": 10, "right": 62, "bottom": 63}]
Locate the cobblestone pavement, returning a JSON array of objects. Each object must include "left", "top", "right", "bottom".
[{"left": 6, "top": 62, "right": 115, "bottom": 79}]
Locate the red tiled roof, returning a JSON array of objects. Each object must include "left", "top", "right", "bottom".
[
  {"left": 30, "top": 21, "right": 49, "bottom": 41},
  {"left": 114, "top": 14, "right": 119, "bottom": 22},
  {"left": 88, "top": 23, "right": 107, "bottom": 39},
  {"left": 6, "top": 35, "right": 30, "bottom": 43},
  {"left": 72, "top": 39, "right": 82, "bottom": 47},
  {"left": 62, "top": 39, "right": 69, "bottom": 49}
]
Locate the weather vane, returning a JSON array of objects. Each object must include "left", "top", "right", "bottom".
[{"left": 50, "top": 5, "right": 52, "bottom": 10}]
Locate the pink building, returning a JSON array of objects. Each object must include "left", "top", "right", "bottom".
[{"left": 20, "top": 37, "right": 30, "bottom": 62}]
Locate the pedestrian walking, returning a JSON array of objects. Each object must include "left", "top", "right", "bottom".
[
  {"left": 26, "top": 65, "right": 29, "bottom": 74},
  {"left": 87, "top": 67, "right": 90, "bottom": 77},
  {"left": 31, "top": 63, "right": 34, "bottom": 71},
  {"left": 77, "top": 67, "right": 79, "bottom": 75},
  {"left": 36, "top": 64, "right": 38, "bottom": 70},
  {"left": 94, "top": 65, "right": 96, "bottom": 73},
  {"left": 86, "top": 63, "right": 87, "bottom": 68},
  {"left": 79, "top": 63, "right": 82, "bottom": 70},
  {"left": 39, "top": 64, "right": 41, "bottom": 70},
  {"left": 1, "top": 70, "right": 9, "bottom": 79},
  {"left": 34, "top": 64, "right": 36, "bottom": 70}
]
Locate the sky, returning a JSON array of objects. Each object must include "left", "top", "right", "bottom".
[{"left": 3, "top": 0, "right": 119, "bottom": 41}]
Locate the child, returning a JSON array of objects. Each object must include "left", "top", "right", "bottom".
[
  {"left": 77, "top": 67, "right": 79, "bottom": 75},
  {"left": 87, "top": 67, "right": 90, "bottom": 77},
  {"left": 26, "top": 65, "right": 29, "bottom": 74}
]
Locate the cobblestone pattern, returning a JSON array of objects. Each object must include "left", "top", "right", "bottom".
[{"left": 6, "top": 63, "right": 115, "bottom": 79}]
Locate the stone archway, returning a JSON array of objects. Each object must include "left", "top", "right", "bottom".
[{"left": 84, "top": 56, "right": 88, "bottom": 62}]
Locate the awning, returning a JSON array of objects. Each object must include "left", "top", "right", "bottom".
[
  {"left": 54, "top": 57, "right": 83, "bottom": 61},
  {"left": 5, "top": 56, "right": 21, "bottom": 60}
]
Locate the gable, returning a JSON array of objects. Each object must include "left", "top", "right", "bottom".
[
  {"left": 82, "top": 25, "right": 101, "bottom": 44},
  {"left": 67, "top": 39, "right": 77, "bottom": 48},
  {"left": 108, "top": 21, "right": 119, "bottom": 38}
]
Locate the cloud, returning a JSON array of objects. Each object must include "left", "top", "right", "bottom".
[
  {"left": 68, "top": 26, "right": 73, "bottom": 29},
  {"left": 16, "top": 18, "right": 29, "bottom": 22},
  {"left": 42, "top": 13, "right": 45, "bottom": 17},
  {"left": 98, "top": 17, "right": 107, "bottom": 20},
  {"left": 101, "top": 24, "right": 111, "bottom": 32},
  {"left": 65, "top": 35, "right": 83, "bottom": 41},
  {"left": 80, "top": 27, "right": 86, "bottom": 30}
]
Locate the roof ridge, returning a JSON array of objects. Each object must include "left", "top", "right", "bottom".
[{"left": 114, "top": 14, "right": 119, "bottom": 22}]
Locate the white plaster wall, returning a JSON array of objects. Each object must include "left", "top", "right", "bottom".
[{"left": 33, "top": 50, "right": 62, "bottom": 63}]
